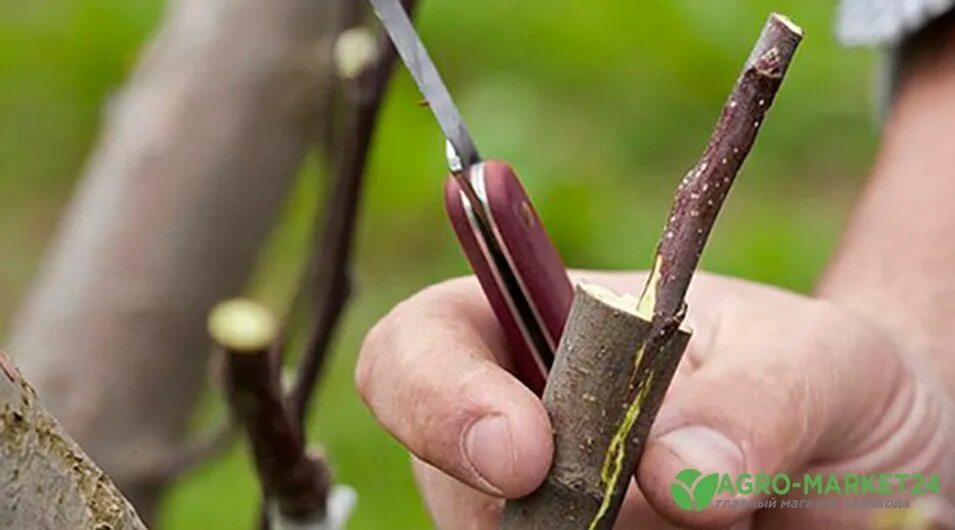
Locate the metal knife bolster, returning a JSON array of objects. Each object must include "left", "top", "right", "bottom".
[{"left": 444, "top": 161, "right": 574, "bottom": 395}]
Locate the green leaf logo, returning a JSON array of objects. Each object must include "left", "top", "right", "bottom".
[{"left": 671, "top": 468, "right": 720, "bottom": 511}]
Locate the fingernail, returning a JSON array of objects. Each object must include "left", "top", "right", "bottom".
[
  {"left": 658, "top": 426, "right": 744, "bottom": 476},
  {"left": 464, "top": 415, "right": 513, "bottom": 494}
]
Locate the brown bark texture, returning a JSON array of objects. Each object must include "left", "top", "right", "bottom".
[
  {"left": 500, "top": 284, "right": 690, "bottom": 530},
  {"left": 5, "top": 0, "right": 349, "bottom": 520},
  {"left": 0, "top": 352, "right": 146, "bottom": 530},
  {"left": 290, "top": 0, "right": 419, "bottom": 424},
  {"left": 222, "top": 336, "right": 330, "bottom": 523},
  {"left": 643, "top": 13, "right": 803, "bottom": 322}
]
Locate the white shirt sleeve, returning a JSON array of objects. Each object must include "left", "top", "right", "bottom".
[{"left": 837, "top": 0, "right": 955, "bottom": 45}]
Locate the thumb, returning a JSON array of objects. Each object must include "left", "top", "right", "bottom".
[{"left": 636, "top": 296, "right": 927, "bottom": 527}]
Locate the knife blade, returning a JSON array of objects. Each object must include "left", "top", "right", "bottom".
[{"left": 369, "top": 0, "right": 479, "bottom": 169}]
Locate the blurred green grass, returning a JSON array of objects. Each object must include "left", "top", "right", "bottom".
[{"left": 0, "top": 1, "right": 877, "bottom": 528}]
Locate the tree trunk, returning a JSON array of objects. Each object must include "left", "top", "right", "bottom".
[
  {"left": 6, "top": 0, "right": 347, "bottom": 521},
  {"left": 0, "top": 352, "right": 146, "bottom": 530}
]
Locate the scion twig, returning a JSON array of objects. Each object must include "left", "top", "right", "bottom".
[{"left": 637, "top": 14, "right": 804, "bottom": 322}]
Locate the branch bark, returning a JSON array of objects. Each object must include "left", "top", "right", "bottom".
[
  {"left": 6, "top": 0, "right": 349, "bottom": 520},
  {"left": 638, "top": 13, "right": 803, "bottom": 324},
  {"left": 210, "top": 300, "right": 331, "bottom": 527},
  {"left": 501, "top": 285, "right": 690, "bottom": 530},
  {"left": 501, "top": 14, "right": 802, "bottom": 530},
  {"left": 289, "top": 0, "right": 419, "bottom": 425},
  {"left": 0, "top": 351, "right": 146, "bottom": 530}
]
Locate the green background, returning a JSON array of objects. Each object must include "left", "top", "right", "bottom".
[{"left": 0, "top": 1, "right": 877, "bottom": 528}]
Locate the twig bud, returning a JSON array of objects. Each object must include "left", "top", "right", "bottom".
[{"left": 334, "top": 27, "right": 377, "bottom": 80}]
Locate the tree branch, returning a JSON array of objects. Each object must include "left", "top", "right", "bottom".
[
  {"left": 129, "top": 422, "right": 239, "bottom": 486},
  {"left": 637, "top": 13, "right": 804, "bottom": 322},
  {"left": 209, "top": 301, "right": 331, "bottom": 526},
  {"left": 501, "top": 285, "right": 691, "bottom": 530},
  {"left": 501, "top": 14, "right": 803, "bottom": 530},
  {"left": 289, "top": 0, "right": 419, "bottom": 425}
]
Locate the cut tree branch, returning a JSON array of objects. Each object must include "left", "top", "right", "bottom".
[
  {"left": 501, "top": 284, "right": 691, "bottom": 530},
  {"left": 209, "top": 300, "right": 331, "bottom": 526},
  {"left": 501, "top": 13, "right": 803, "bottom": 530}
]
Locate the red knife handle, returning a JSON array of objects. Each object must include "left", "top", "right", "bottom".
[{"left": 444, "top": 161, "right": 573, "bottom": 395}]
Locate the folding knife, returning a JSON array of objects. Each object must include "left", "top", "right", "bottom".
[{"left": 368, "top": 0, "right": 573, "bottom": 395}]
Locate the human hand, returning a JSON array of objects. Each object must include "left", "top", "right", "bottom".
[{"left": 356, "top": 271, "right": 954, "bottom": 529}]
